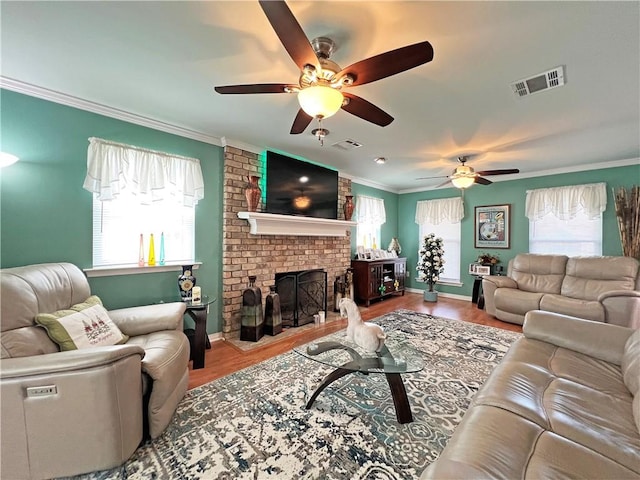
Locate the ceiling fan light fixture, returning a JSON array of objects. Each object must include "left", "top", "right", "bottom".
[
  {"left": 298, "top": 85, "right": 343, "bottom": 119},
  {"left": 451, "top": 175, "right": 475, "bottom": 189}
]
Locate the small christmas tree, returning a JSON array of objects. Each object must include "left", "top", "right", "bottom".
[{"left": 416, "top": 233, "right": 445, "bottom": 292}]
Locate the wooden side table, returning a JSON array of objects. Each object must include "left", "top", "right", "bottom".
[{"left": 183, "top": 296, "right": 216, "bottom": 369}]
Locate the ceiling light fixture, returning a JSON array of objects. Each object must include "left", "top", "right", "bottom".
[
  {"left": 311, "top": 127, "right": 330, "bottom": 147},
  {"left": 374, "top": 157, "right": 386, "bottom": 165},
  {"left": 450, "top": 164, "right": 476, "bottom": 189},
  {"left": 298, "top": 84, "right": 343, "bottom": 119}
]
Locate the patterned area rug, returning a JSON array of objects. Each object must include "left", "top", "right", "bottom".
[{"left": 72, "top": 310, "right": 521, "bottom": 479}]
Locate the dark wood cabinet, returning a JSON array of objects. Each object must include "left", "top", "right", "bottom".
[{"left": 351, "top": 257, "right": 406, "bottom": 306}]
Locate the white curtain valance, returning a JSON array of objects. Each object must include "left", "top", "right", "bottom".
[
  {"left": 355, "top": 195, "right": 386, "bottom": 225},
  {"left": 415, "top": 197, "right": 464, "bottom": 225},
  {"left": 83, "top": 137, "right": 205, "bottom": 207},
  {"left": 526, "top": 182, "right": 606, "bottom": 221}
]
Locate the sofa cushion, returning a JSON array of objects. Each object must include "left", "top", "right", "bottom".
[
  {"left": 35, "top": 296, "right": 128, "bottom": 351},
  {"left": 495, "top": 289, "right": 544, "bottom": 316},
  {"left": 510, "top": 254, "right": 567, "bottom": 294},
  {"left": 561, "top": 256, "right": 639, "bottom": 301},
  {"left": 539, "top": 293, "right": 605, "bottom": 322},
  {"left": 622, "top": 329, "right": 640, "bottom": 433}
]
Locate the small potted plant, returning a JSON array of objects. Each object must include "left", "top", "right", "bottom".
[{"left": 417, "top": 233, "right": 445, "bottom": 302}]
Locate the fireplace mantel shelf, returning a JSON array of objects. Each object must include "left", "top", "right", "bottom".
[{"left": 237, "top": 212, "right": 356, "bottom": 237}]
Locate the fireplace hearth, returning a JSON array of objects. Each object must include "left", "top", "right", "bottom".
[{"left": 275, "top": 269, "right": 327, "bottom": 327}]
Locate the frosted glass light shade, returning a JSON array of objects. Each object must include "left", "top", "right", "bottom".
[
  {"left": 298, "top": 86, "right": 343, "bottom": 118},
  {"left": 451, "top": 175, "right": 475, "bottom": 189},
  {"left": 0, "top": 152, "right": 19, "bottom": 168}
]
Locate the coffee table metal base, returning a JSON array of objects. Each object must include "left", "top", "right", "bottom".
[{"left": 303, "top": 342, "right": 414, "bottom": 424}]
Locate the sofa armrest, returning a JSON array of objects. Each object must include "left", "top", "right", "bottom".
[
  {"left": 483, "top": 275, "right": 517, "bottom": 289},
  {"left": 108, "top": 302, "right": 187, "bottom": 336},
  {"left": 598, "top": 289, "right": 640, "bottom": 302},
  {"left": 482, "top": 275, "right": 518, "bottom": 316},
  {"left": 0, "top": 345, "right": 145, "bottom": 379},
  {"left": 522, "top": 310, "right": 634, "bottom": 365}
]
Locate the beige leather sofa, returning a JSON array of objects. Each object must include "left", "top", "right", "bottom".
[
  {"left": 483, "top": 254, "right": 640, "bottom": 327},
  {"left": 422, "top": 310, "right": 640, "bottom": 479},
  {"left": 1, "top": 263, "right": 190, "bottom": 479}
]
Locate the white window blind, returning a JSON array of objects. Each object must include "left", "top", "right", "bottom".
[
  {"left": 416, "top": 198, "right": 464, "bottom": 283},
  {"left": 527, "top": 183, "right": 605, "bottom": 256},
  {"left": 92, "top": 191, "right": 195, "bottom": 267}
]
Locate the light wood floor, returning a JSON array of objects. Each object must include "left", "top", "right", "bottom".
[{"left": 187, "top": 292, "right": 522, "bottom": 390}]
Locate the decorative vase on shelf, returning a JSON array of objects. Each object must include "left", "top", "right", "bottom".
[
  {"left": 245, "top": 175, "right": 261, "bottom": 212},
  {"left": 264, "top": 285, "right": 282, "bottom": 336},
  {"left": 138, "top": 233, "right": 145, "bottom": 267},
  {"left": 148, "top": 233, "right": 156, "bottom": 266},
  {"left": 343, "top": 195, "right": 355, "bottom": 221},
  {"left": 178, "top": 265, "right": 196, "bottom": 301},
  {"left": 241, "top": 275, "right": 264, "bottom": 342}
]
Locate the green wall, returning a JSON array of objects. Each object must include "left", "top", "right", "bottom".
[
  {"left": 0, "top": 89, "right": 225, "bottom": 333},
  {"left": 399, "top": 164, "right": 640, "bottom": 297}
]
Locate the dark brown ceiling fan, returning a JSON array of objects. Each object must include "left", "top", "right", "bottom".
[
  {"left": 214, "top": 0, "right": 434, "bottom": 137},
  {"left": 417, "top": 156, "right": 520, "bottom": 189}
]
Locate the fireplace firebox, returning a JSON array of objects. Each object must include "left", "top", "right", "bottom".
[{"left": 275, "top": 269, "right": 327, "bottom": 327}]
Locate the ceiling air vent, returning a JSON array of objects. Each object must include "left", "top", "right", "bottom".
[
  {"left": 331, "top": 138, "right": 363, "bottom": 150},
  {"left": 511, "top": 66, "right": 565, "bottom": 98}
]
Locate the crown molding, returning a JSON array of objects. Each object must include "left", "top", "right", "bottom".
[
  {"left": 220, "top": 137, "right": 262, "bottom": 154},
  {"left": 398, "top": 157, "right": 640, "bottom": 194},
  {"left": 341, "top": 173, "right": 400, "bottom": 194},
  {"left": 0, "top": 77, "right": 223, "bottom": 147}
]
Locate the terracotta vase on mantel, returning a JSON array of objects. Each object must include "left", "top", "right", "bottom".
[
  {"left": 343, "top": 195, "right": 355, "bottom": 221},
  {"left": 245, "top": 175, "right": 261, "bottom": 212}
]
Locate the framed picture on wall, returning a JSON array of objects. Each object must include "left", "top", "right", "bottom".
[{"left": 474, "top": 204, "right": 511, "bottom": 249}]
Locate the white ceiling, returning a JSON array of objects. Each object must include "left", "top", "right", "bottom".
[{"left": 2, "top": 1, "right": 639, "bottom": 191}]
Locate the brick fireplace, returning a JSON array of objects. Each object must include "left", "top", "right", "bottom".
[{"left": 221, "top": 146, "right": 353, "bottom": 335}]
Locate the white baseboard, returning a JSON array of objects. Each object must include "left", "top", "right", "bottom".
[
  {"left": 406, "top": 287, "right": 471, "bottom": 302},
  {"left": 208, "top": 332, "right": 224, "bottom": 343}
]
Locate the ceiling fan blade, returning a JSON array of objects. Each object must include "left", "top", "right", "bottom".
[
  {"left": 290, "top": 109, "right": 313, "bottom": 134},
  {"left": 475, "top": 176, "right": 493, "bottom": 185},
  {"left": 416, "top": 175, "right": 449, "bottom": 180},
  {"left": 214, "top": 84, "right": 294, "bottom": 94},
  {"left": 476, "top": 168, "right": 520, "bottom": 176},
  {"left": 341, "top": 92, "right": 394, "bottom": 126},
  {"left": 259, "top": 0, "right": 319, "bottom": 71},
  {"left": 436, "top": 179, "right": 452, "bottom": 188},
  {"left": 336, "top": 41, "right": 434, "bottom": 87}
]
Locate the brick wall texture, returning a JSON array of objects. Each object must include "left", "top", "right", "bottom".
[{"left": 222, "top": 146, "right": 353, "bottom": 334}]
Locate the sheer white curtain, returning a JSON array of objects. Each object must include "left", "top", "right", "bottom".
[
  {"left": 355, "top": 195, "right": 386, "bottom": 225},
  {"left": 354, "top": 195, "right": 386, "bottom": 249},
  {"left": 415, "top": 197, "right": 464, "bottom": 282},
  {"left": 415, "top": 197, "right": 464, "bottom": 225},
  {"left": 526, "top": 183, "right": 605, "bottom": 256},
  {"left": 525, "top": 183, "right": 606, "bottom": 221},
  {"left": 83, "top": 137, "right": 205, "bottom": 206}
]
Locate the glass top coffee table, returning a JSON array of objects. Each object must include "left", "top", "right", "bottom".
[{"left": 293, "top": 333, "right": 423, "bottom": 424}]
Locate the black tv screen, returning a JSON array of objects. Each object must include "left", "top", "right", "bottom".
[{"left": 265, "top": 151, "right": 338, "bottom": 219}]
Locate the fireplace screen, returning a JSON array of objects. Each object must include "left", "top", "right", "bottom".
[{"left": 275, "top": 269, "right": 327, "bottom": 327}]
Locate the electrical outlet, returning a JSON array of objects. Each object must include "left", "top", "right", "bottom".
[{"left": 26, "top": 385, "right": 58, "bottom": 397}]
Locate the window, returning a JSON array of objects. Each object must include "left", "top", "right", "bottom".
[
  {"left": 83, "top": 137, "right": 204, "bottom": 268},
  {"left": 415, "top": 197, "right": 464, "bottom": 283},
  {"left": 526, "top": 183, "right": 605, "bottom": 256},
  {"left": 354, "top": 195, "right": 386, "bottom": 249},
  {"left": 92, "top": 192, "right": 195, "bottom": 267}
]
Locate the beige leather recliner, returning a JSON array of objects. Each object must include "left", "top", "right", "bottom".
[
  {"left": 483, "top": 254, "right": 640, "bottom": 327},
  {"left": 0, "top": 263, "right": 190, "bottom": 479}
]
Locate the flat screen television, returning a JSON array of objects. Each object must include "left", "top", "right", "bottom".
[{"left": 265, "top": 151, "right": 338, "bottom": 219}]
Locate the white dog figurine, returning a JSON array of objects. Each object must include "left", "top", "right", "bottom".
[{"left": 339, "top": 298, "right": 386, "bottom": 353}]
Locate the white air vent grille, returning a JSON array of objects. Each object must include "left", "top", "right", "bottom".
[
  {"left": 511, "top": 66, "right": 565, "bottom": 98},
  {"left": 332, "top": 138, "right": 363, "bottom": 150}
]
